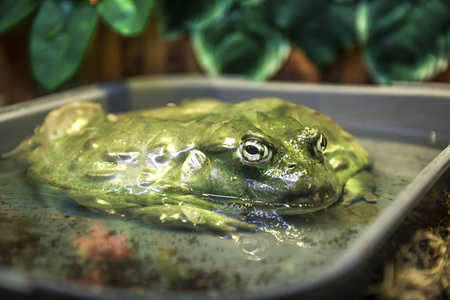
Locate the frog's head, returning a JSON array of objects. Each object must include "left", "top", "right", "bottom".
[{"left": 186, "top": 114, "right": 342, "bottom": 214}]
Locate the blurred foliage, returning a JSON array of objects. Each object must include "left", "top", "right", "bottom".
[
  {"left": 264, "top": 0, "right": 358, "bottom": 69},
  {"left": 156, "top": 0, "right": 234, "bottom": 39},
  {"left": 0, "top": 0, "right": 449, "bottom": 90},
  {"left": 358, "top": 0, "right": 450, "bottom": 84},
  {"left": 0, "top": 0, "right": 41, "bottom": 34},
  {"left": 97, "top": 0, "right": 154, "bottom": 36},
  {"left": 30, "top": 0, "right": 98, "bottom": 90},
  {"left": 191, "top": 8, "right": 290, "bottom": 80}
]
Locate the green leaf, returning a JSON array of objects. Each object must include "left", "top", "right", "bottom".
[
  {"left": 0, "top": 0, "right": 41, "bottom": 34},
  {"left": 264, "top": 0, "right": 359, "bottom": 68},
  {"left": 358, "top": 0, "right": 450, "bottom": 84},
  {"left": 156, "top": 0, "right": 235, "bottom": 39},
  {"left": 30, "top": 0, "right": 98, "bottom": 90},
  {"left": 332, "top": 0, "right": 358, "bottom": 3},
  {"left": 192, "top": 10, "right": 290, "bottom": 80},
  {"left": 97, "top": 0, "right": 154, "bottom": 36}
]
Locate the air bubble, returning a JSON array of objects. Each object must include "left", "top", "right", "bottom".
[{"left": 236, "top": 233, "right": 271, "bottom": 261}]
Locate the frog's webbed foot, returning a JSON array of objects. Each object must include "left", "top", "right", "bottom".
[
  {"left": 128, "top": 203, "right": 256, "bottom": 232},
  {"left": 67, "top": 191, "right": 256, "bottom": 232},
  {"left": 341, "top": 171, "right": 377, "bottom": 206},
  {"left": 181, "top": 205, "right": 257, "bottom": 231}
]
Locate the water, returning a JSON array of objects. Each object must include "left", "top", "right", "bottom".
[{"left": 0, "top": 137, "right": 443, "bottom": 298}]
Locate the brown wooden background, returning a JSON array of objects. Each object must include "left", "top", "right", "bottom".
[{"left": 1, "top": 17, "right": 450, "bottom": 105}]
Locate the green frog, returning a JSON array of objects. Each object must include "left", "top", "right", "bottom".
[{"left": 5, "top": 98, "right": 375, "bottom": 231}]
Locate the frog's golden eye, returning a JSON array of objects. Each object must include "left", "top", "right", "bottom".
[
  {"left": 240, "top": 138, "right": 272, "bottom": 165},
  {"left": 313, "top": 133, "right": 327, "bottom": 158}
]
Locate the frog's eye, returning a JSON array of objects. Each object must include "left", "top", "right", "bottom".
[
  {"left": 240, "top": 138, "right": 272, "bottom": 165},
  {"left": 313, "top": 133, "right": 327, "bottom": 158}
]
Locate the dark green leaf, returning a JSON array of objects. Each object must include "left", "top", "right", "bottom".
[
  {"left": 97, "top": 0, "right": 154, "bottom": 36},
  {"left": 0, "top": 0, "right": 41, "bottom": 34},
  {"left": 156, "top": 0, "right": 235, "bottom": 39},
  {"left": 30, "top": 0, "right": 98, "bottom": 90},
  {"left": 358, "top": 0, "right": 450, "bottom": 84},
  {"left": 333, "top": 0, "right": 358, "bottom": 3},
  {"left": 264, "top": 0, "right": 359, "bottom": 68},
  {"left": 192, "top": 10, "right": 290, "bottom": 80},
  {"left": 237, "top": 0, "right": 265, "bottom": 7}
]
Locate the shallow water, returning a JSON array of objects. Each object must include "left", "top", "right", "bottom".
[{"left": 0, "top": 137, "right": 442, "bottom": 298}]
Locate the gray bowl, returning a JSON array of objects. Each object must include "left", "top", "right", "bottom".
[{"left": 0, "top": 76, "right": 449, "bottom": 300}]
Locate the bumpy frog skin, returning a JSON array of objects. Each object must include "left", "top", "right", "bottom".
[{"left": 6, "top": 98, "right": 376, "bottom": 231}]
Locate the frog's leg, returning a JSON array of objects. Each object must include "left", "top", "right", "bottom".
[
  {"left": 65, "top": 190, "right": 256, "bottom": 232},
  {"left": 3, "top": 102, "right": 106, "bottom": 164},
  {"left": 341, "top": 171, "right": 377, "bottom": 205}
]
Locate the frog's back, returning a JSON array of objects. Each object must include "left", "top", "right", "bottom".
[
  {"left": 125, "top": 98, "right": 232, "bottom": 122},
  {"left": 126, "top": 97, "right": 371, "bottom": 175}
]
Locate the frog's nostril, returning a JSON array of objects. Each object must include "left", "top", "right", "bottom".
[{"left": 288, "top": 164, "right": 296, "bottom": 169}]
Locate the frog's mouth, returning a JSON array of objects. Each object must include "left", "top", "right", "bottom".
[
  {"left": 244, "top": 177, "right": 342, "bottom": 215},
  {"left": 273, "top": 187, "right": 343, "bottom": 215}
]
